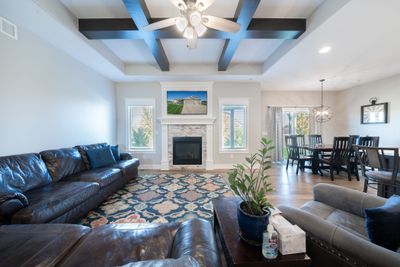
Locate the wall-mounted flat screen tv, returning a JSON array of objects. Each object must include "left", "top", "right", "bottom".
[{"left": 167, "top": 91, "right": 207, "bottom": 115}]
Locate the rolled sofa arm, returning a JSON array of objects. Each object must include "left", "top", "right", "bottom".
[
  {"left": 313, "top": 183, "right": 386, "bottom": 217},
  {"left": 0, "top": 193, "right": 29, "bottom": 223},
  {"left": 120, "top": 152, "right": 133, "bottom": 160},
  {"left": 171, "top": 219, "right": 221, "bottom": 267},
  {"left": 279, "top": 205, "right": 400, "bottom": 267}
]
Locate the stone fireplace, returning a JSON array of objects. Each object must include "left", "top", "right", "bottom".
[{"left": 159, "top": 82, "right": 215, "bottom": 170}]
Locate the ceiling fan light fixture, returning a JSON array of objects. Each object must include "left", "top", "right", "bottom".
[
  {"left": 189, "top": 11, "right": 202, "bottom": 26},
  {"left": 195, "top": 23, "right": 207, "bottom": 37},
  {"left": 183, "top": 26, "right": 195, "bottom": 39},
  {"left": 176, "top": 17, "right": 188, "bottom": 32}
]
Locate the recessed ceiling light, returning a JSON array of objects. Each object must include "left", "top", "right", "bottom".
[{"left": 319, "top": 46, "right": 332, "bottom": 54}]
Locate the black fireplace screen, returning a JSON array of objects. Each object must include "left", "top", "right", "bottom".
[{"left": 173, "top": 137, "right": 202, "bottom": 165}]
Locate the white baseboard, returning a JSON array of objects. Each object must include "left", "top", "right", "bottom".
[
  {"left": 139, "top": 164, "right": 161, "bottom": 170},
  {"left": 213, "top": 164, "right": 234, "bottom": 170}
]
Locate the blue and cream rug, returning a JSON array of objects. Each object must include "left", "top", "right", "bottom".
[{"left": 80, "top": 173, "right": 233, "bottom": 228}]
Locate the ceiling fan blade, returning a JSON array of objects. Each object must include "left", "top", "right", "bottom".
[
  {"left": 169, "top": 0, "right": 187, "bottom": 10},
  {"left": 202, "top": 16, "right": 240, "bottom": 33},
  {"left": 196, "top": 0, "right": 216, "bottom": 11},
  {"left": 143, "top": 18, "right": 178, "bottom": 31}
]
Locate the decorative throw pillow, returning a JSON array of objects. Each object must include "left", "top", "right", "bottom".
[
  {"left": 111, "top": 145, "right": 121, "bottom": 161},
  {"left": 86, "top": 146, "right": 116, "bottom": 169},
  {"left": 365, "top": 194, "right": 400, "bottom": 251}
]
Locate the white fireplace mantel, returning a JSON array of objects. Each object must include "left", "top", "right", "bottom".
[{"left": 158, "top": 117, "right": 216, "bottom": 125}]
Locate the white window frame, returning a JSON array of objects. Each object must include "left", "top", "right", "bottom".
[
  {"left": 219, "top": 98, "right": 249, "bottom": 153},
  {"left": 126, "top": 98, "right": 156, "bottom": 153}
]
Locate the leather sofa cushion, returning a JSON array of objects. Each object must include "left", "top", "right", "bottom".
[
  {"left": 119, "top": 256, "right": 200, "bottom": 267},
  {"left": 301, "top": 201, "right": 367, "bottom": 239},
  {"left": 59, "top": 223, "right": 181, "bottom": 267},
  {"left": 0, "top": 153, "right": 52, "bottom": 194},
  {"left": 40, "top": 148, "right": 86, "bottom": 182},
  {"left": 65, "top": 167, "right": 122, "bottom": 188},
  {"left": 113, "top": 159, "right": 140, "bottom": 176},
  {"left": 76, "top": 143, "right": 108, "bottom": 169},
  {"left": 0, "top": 224, "right": 90, "bottom": 267},
  {"left": 86, "top": 146, "right": 116, "bottom": 169},
  {"left": 12, "top": 181, "right": 100, "bottom": 223}
]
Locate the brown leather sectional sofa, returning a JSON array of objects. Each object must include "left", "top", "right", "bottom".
[
  {"left": 0, "top": 143, "right": 139, "bottom": 224},
  {"left": 0, "top": 218, "right": 221, "bottom": 267}
]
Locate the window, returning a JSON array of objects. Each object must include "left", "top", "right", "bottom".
[
  {"left": 282, "top": 108, "right": 312, "bottom": 136},
  {"left": 221, "top": 105, "right": 247, "bottom": 151},
  {"left": 127, "top": 101, "right": 155, "bottom": 152}
]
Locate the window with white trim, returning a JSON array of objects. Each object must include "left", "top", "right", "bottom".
[
  {"left": 127, "top": 100, "right": 155, "bottom": 152},
  {"left": 221, "top": 105, "right": 248, "bottom": 151}
]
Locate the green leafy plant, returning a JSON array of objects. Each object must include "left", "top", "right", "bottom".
[{"left": 228, "top": 138, "right": 274, "bottom": 216}]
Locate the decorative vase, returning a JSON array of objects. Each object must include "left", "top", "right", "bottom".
[{"left": 237, "top": 201, "right": 270, "bottom": 246}]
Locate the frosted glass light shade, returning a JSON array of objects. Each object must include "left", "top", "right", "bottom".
[
  {"left": 183, "top": 26, "right": 195, "bottom": 39},
  {"left": 195, "top": 23, "right": 207, "bottom": 37},
  {"left": 176, "top": 17, "right": 188, "bottom": 32}
]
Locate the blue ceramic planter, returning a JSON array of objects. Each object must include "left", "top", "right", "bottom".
[{"left": 237, "top": 201, "right": 270, "bottom": 246}]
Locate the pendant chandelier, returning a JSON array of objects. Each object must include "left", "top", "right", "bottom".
[{"left": 314, "top": 79, "right": 332, "bottom": 123}]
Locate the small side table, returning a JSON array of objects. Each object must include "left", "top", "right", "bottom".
[{"left": 212, "top": 197, "right": 311, "bottom": 267}]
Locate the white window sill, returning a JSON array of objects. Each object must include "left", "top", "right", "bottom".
[{"left": 128, "top": 150, "right": 156, "bottom": 154}]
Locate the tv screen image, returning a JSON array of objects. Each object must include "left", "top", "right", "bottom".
[{"left": 167, "top": 91, "right": 207, "bottom": 115}]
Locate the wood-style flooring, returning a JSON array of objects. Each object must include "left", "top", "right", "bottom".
[{"left": 140, "top": 163, "right": 377, "bottom": 208}]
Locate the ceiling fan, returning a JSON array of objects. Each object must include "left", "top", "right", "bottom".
[{"left": 143, "top": 0, "right": 241, "bottom": 49}]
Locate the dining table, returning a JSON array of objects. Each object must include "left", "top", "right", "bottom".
[{"left": 300, "top": 144, "right": 333, "bottom": 174}]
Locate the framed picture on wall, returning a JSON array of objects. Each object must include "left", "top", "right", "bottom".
[
  {"left": 166, "top": 91, "right": 207, "bottom": 115},
  {"left": 361, "top": 102, "right": 388, "bottom": 124}
]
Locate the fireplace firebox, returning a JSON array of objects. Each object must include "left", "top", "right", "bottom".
[{"left": 173, "top": 137, "right": 202, "bottom": 165}]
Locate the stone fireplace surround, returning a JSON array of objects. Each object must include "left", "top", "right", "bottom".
[{"left": 159, "top": 82, "right": 215, "bottom": 170}]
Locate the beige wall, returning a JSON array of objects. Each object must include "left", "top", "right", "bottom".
[
  {"left": 261, "top": 90, "right": 339, "bottom": 144},
  {"left": 0, "top": 25, "right": 116, "bottom": 156},
  {"left": 336, "top": 74, "right": 400, "bottom": 146}
]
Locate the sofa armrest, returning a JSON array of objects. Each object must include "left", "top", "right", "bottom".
[
  {"left": 0, "top": 193, "right": 29, "bottom": 222},
  {"left": 120, "top": 153, "right": 133, "bottom": 160},
  {"left": 313, "top": 183, "right": 386, "bottom": 217},
  {"left": 171, "top": 219, "right": 221, "bottom": 267},
  {"left": 279, "top": 205, "right": 400, "bottom": 267}
]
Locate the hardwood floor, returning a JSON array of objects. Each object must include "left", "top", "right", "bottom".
[{"left": 140, "top": 163, "right": 377, "bottom": 208}]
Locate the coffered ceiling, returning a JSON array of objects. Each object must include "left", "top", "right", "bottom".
[{"left": 2, "top": 0, "right": 400, "bottom": 90}]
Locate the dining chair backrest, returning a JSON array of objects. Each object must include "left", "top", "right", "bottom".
[
  {"left": 332, "top": 137, "right": 351, "bottom": 163},
  {"left": 309, "top": 135, "right": 323, "bottom": 147},
  {"left": 359, "top": 136, "right": 380, "bottom": 147},
  {"left": 285, "top": 135, "right": 296, "bottom": 147},
  {"left": 355, "top": 145, "right": 399, "bottom": 181}
]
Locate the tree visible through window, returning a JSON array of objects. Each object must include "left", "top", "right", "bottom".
[
  {"left": 128, "top": 106, "right": 154, "bottom": 151},
  {"left": 222, "top": 105, "right": 247, "bottom": 150}
]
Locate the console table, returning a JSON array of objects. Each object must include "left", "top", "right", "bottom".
[{"left": 212, "top": 197, "right": 311, "bottom": 267}]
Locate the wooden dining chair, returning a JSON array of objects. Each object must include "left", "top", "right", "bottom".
[
  {"left": 286, "top": 144, "right": 313, "bottom": 174},
  {"left": 320, "top": 137, "right": 353, "bottom": 181},
  {"left": 308, "top": 135, "right": 322, "bottom": 147},
  {"left": 359, "top": 136, "right": 380, "bottom": 147},
  {"left": 355, "top": 145, "right": 399, "bottom": 197}
]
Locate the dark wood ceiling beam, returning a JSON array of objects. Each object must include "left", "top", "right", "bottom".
[
  {"left": 79, "top": 18, "right": 305, "bottom": 40},
  {"left": 218, "top": 0, "right": 261, "bottom": 71},
  {"left": 122, "top": 0, "right": 169, "bottom": 71}
]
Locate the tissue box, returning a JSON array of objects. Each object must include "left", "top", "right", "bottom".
[{"left": 271, "top": 214, "right": 306, "bottom": 255}]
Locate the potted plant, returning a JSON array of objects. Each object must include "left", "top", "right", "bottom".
[{"left": 228, "top": 138, "right": 274, "bottom": 246}]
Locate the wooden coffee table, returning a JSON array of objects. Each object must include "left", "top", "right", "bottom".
[{"left": 212, "top": 197, "right": 311, "bottom": 267}]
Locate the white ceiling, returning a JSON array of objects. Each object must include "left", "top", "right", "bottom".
[
  {"left": 60, "top": 0, "right": 323, "bottom": 66},
  {"left": 4, "top": 0, "right": 400, "bottom": 91}
]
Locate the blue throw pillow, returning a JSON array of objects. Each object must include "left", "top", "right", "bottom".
[
  {"left": 365, "top": 195, "right": 400, "bottom": 251},
  {"left": 86, "top": 146, "right": 116, "bottom": 169},
  {"left": 110, "top": 145, "right": 120, "bottom": 161}
]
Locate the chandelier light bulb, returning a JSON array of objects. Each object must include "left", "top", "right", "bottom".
[
  {"left": 183, "top": 26, "right": 195, "bottom": 39},
  {"left": 194, "top": 23, "right": 207, "bottom": 37},
  {"left": 176, "top": 17, "right": 188, "bottom": 32}
]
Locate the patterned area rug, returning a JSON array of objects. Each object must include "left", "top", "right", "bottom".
[{"left": 80, "top": 173, "right": 233, "bottom": 228}]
